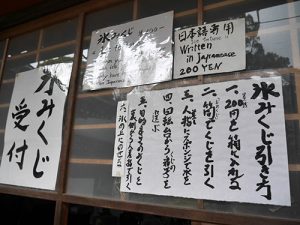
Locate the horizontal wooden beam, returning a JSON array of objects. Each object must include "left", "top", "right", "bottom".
[
  {"left": 0, "top": 103, "right": 9, "bottom": 108},
  {"left": 74, "top": 123, "right": 116, "bottom": 130},
  {"left": 78, "top": 86, "right": 133, "bottom": 98},
  {"left": 7, "top": 51, "right": 36, "bottom": 60},
  {"left": 39, "top": 40, "right": 76, "bottom": 53},
  {"left": 0, "top": 184, "right": 58, "bottom": 201},
  {"left": 285, "top": 114, "right": 300, "bottom": 120},
  {"left": 175, "top": 9, "right": 198, "bottom": 18},
  {"left": 203, "top": 0, "right": 245, "bottom": 11},
  {"left": 78, "top": 90, "right": 114, "bottom": 98},
  {"left": 2, "top": 78, "right": 15, "bottom": 84},
  {"left": 6, "top": 39, "right": 76, "bottom": 61},
  {"left": 62, "top": 194, "right": 300, "bottom": 225},
  {"left": 289, "top": 164, "right": 300, "bottom": 172},
  {"left": 69, "top": 158, "right": 113, "bottom": 165},
  {"left": 68, "top": 158, "right": 300, "bottom": 171}
]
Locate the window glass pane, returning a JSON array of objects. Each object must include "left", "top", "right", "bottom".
[
  {"left": 39, "top": 45, "right": 75, "bottom": 66},
  {"left": 0, "top": 194, "right": 55, "bottom": 225},
  {"left": 204, "top": 0, "right": 287, "bottom": 24},
  {"left": 204, "top": 172, "right": 300, "bottom": 220},
  {"left": 68, "top": 204, "right": 191, "bottom": 225},
  {"left": 0, "top": 106, "right": 9, "bottom": 129},
  {"left": 7, "top": 31, "right": 39, "bottom": 57},
  {"left": 3, "top": 55, "right": 37, "bottom": 80},
  {"left": 71, "top": 129, "right": 115, "bottom": 160},
  {"left": 0, "top": 40, "right": 5, "bottom": 59},
  {"left": 294, "top": 0, "right": 300, "bottom": 23},
  {"left": 286, "top": 120, "right": 300, "bottom": 164},
  {"left": 68, "top": 92, "right": 120, "bottom": 197},
  {"left": 41, "top": 19, "right": 78, "bottom": 48},
  {"left": 84, "top": 2, "right": 133, "bottom": 36},
  {"left": 246, "top": 31, "right": 293, "bottom": 70},
  {"left": 204, "top": 2, "right": 295, "bottom": 71},
  {"left": 203, "top": 0, "right": 223, "bottom": 5},
  {"left": 74, "top": 95, "right": 117, "bottom": 125},
  {"left": 257, "top": 3, "right": 289, "bottom": 29},
  {"left": 67, "top": 164, "right": 121, "bottom": 198},
  {"left": 0, "top": 82, "right": 14, "bottom": 104},
  {"left": 282, "top": 74, "right": 297, "bottom": 114},
  {"left": 174, "top": 14, "right": 198, "bottom": 30},
  {"left": 139, "top": 0, "right": 197, "bottom": 18}
]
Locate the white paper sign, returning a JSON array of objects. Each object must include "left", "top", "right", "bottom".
[
  {"left": 0, "top": 65, "right": 72, "bottom": 190},
  {"left": 112, "top": 101, "right": 128, "bottom": 177},
  {"left": 121, "top": 77, "right": 290, "bottom": 206},
  {"left": 174, "top": 18, "right": 245, "bottom": 78},
  {"left": 82, "top": 11, "right": 173, "bottom": 90}
]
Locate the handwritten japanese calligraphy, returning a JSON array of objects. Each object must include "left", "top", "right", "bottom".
[
  {"left": 174, "top": 18, "right": 245, "bottom": 78},
  {"left": 83, "top": 11, "right": 173, "bottom": 90},
  {"left": 112, "top": 101, "right": 128, "bottom": 177},
  {"left": 0, "top": 66, "right": 71, "bottom": 190},
  {"left": 120, "top": 77, "right": 290, "bottom": 206}
]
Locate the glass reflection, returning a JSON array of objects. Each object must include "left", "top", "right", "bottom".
[
  {"left": 286, "top": 120, "right": 300, "bottom": 164},
  {"left": 204, "top": 1, "right": 299, "bottom": 70},
  {"left": 74, "top": 95, "right": 117, "bottom": 124},
  {"left": 38, "top": 54, "right": 74, "bottom": 90},
  {"left": 245, "top": 3, "right": 294, "bottom": 69},
  {"left": 246, "top": 29, "right": 292, "bottom": 69},
  {"left": 71, "top": 129, "right": 115, "bottom": 159},
  {"left": 3, "top": 55, "right": 37, "bottom": 80},
  {"left": 249, "top": 3, "right": 289, "bottom": 30},
  {"left": 83, "top": 12, "right": 173, "bottom": 91},
  {"left": 294, "top": 1, "right": 300, "bottom": 23},
  {"left": 39, "top": 46, "right": 75, "bottom": 90},
  {"left": 7, "top": 31, "right": 39, "bottom": 57},
  {"left": 41, "top": 19, "right": 77, "bottom": 48}
]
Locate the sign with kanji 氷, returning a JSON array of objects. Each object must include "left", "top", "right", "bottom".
[
  {"left": 0, "top": 65, "right": 72, "bottom": 190},
  {"left": 120, "top": 77, "right": 290, "bottom": 206},
  {"left": 82, "top": 11, "right": 173, "bottom": 90}
]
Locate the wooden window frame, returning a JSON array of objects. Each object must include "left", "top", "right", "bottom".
[{"left": 0, "top": 0, "right": 299, "bottom": 225}]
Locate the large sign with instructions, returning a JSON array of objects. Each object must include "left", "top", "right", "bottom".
[
  {"left": 119, "top": 77, "right": 290, "bottom": 206},
  {"left": 82, "top": 11, "right": 173, "bottom": 90},
  {"left": 0, "top": 66, "right": 71, "bottom": 190}
]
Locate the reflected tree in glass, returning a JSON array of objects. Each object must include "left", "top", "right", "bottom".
[{"left": 245, "top": 14, "right": 290, "bottom": 70}]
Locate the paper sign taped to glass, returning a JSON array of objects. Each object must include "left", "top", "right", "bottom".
[
  {"left": 82, "top": 11, "right": 173, "bottom": 91},
  {"left": 118, "top": 76, "right": 291, "bottom": 206},
  {"left": 112, "top": 101, "right": 128, "bottom": 177},
  {"left": 0, "top": 65, "right": 72, "bottom": 190},
  {"left": 174, "top": 18, "right": 246, "bottom": 78}
]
